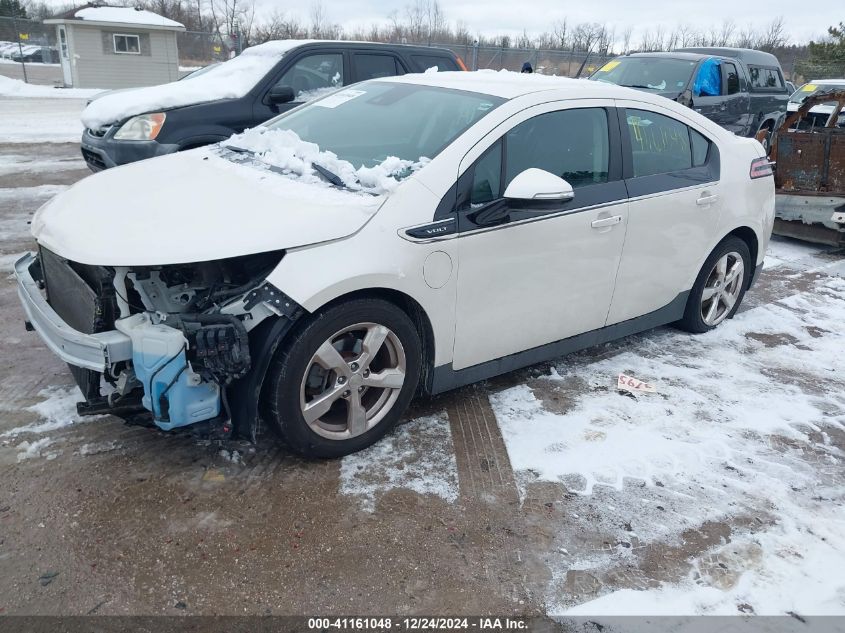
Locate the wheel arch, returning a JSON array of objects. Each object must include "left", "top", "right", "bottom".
[
  {"left": 315, "top": 287, "right": 438, "bottom": 396},
  {"left": 726, "top": 225, "right": 759, "bottom": 279}
]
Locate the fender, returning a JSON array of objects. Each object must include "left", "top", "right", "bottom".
[{"left": 227, "top": 312, "right": 301, "bottom": 440}]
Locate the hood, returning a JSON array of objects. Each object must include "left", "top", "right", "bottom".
[
  {"left": 79, "top": 40, "right": 305, "bottom": 128},
  {"left": 32, "top": 150, "right": 385, "bottom": 267}
]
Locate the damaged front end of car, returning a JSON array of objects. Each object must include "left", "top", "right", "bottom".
[{"left": 15, "top": 247, "right": 301, "bottom": 440}]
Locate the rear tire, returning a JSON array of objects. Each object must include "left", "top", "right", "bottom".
[
  {"left": 676, "top": 236, "right": 751, "bottom": 334},
  {"left": 265, "top": 298, "right": 422, "bottom": 458}
]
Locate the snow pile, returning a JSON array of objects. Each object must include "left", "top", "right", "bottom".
[
  {"left": 0, "top": 75, "right": 101, "bottom": 99},
  {"left": 2, "top": 387, "right": 89, "bottom": 437},
  {"left": 0, "top": 97, "right": 88, "bottom": 142},
  {"left": 16, "top": 437, "right": 56, "bottom": 462},
  {"left": 227, "top": 127, "right": 428, "bottom": 195},
  {"left": 75, "top": 6, "right": 184, "bottom": 28},
  {"left": 490, "top": 276, "right": 845, "bottom": 615},
  {"left": 340, "top": 414, "right": 459, "bottom": 512},
  {"left": 219, "top": 449, "right": 243, "bottom": 465},
  {"left": 81, "top": 40, "right": 310, "bottom": 128}
]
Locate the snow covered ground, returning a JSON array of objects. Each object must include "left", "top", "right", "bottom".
[
  {"left": 0, "top": 77, "right": 98, "bottom": 143},
  {"left": 493, "top": 271, "right": 845, "bottom": 615}
]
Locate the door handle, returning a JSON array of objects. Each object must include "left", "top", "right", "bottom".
[
  {"left": 591, "top": 215, "right": 622, "bottom": 229},
  {"left": 696, "top": 194, "right": 719, "bottom": 206}
]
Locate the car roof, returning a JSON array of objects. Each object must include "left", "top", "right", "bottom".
[
  {"left": 249, "top": 39, "right": 457, "bottom": 57},
  {"left": 379, "top": 69, "right": 673, "bottom": 101},
  {"left": 807, "top": 79, "right": 845, "bottom": 85},
  {"left": 676, "top": 47, "right": 781, "bottom": 67},
  {"left": 624, "top": 52, "right": 708, "bottom": 62}
]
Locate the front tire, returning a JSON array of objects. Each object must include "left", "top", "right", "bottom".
[
  {"left": 677, "top": 236, "right": 751, "bottom": 334},
  {"left": 265, "top": 298, "right": 422, "bottom": 458}
]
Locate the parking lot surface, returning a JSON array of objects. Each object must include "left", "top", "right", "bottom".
[{"left": 0, "top": 136, "right": 843, "bottom": 617}]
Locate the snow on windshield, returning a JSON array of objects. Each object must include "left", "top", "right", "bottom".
[
  {"left": 225, "top": 127, "right": 429, "bottom": 196},
  {"left": 81, "top": 40, "right": 312, "bottom": 129}
]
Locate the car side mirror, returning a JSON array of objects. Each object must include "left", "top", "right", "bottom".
[
  {"left": 268, "top": 85, "right": 295, "bottom": 104},
  {"left": 678, "top": 88, "right": 693, "bottom": 107},
  {"left": 503, "top": 168, "right": 574, "bottom": 201}
]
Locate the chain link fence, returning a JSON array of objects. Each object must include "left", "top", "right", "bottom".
[{"left": 431, "top": 41, "right": 613, "bottom": 77}]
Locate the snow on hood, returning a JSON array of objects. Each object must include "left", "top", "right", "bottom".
[
  {"left": 226, "top": 127, "right": 429, "bottom": 195},
  {"left": 80, "top": 40, "right": 313, "bottom": 129},
  {"left": 31, "top": 148, "right": 385, "bottom": 266},
  {"left": 74, "top": 7, "right": 184, "bottom": 28}
]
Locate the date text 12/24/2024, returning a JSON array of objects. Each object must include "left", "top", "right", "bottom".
[{"left": 307, "top": 618, "right": 529, "bottom": 631}]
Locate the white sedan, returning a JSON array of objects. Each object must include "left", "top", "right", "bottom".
[{"left": 16, "top": 71, "right": 774, "bottom": 457}]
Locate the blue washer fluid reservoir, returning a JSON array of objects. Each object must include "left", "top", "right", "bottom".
[{"left": 115, "top": 314, "right": 220, "bottom": 430}]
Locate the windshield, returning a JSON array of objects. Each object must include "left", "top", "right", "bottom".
[
  {"left": 264, "top": 81, "right": 503, "bottom": 168},
  {"left": 179, "top": 62, "right": 221, "bottom": 81},
  {"left": 790, "top": 82, "right": 845, "bottom": 104},
  {"left": 220, "top": 81, "right": 503, "bottom": 195},
  {"left": 590, "top": 57, "right": 698, "bottom": 92}
]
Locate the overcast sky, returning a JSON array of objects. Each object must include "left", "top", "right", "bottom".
[{"left": 253, "top": 0, "right": 833, "bottom": 45}]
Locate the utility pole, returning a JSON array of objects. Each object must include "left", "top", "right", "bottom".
[{"left": 12, "top": 14, "right": 29, "bottom": 84}]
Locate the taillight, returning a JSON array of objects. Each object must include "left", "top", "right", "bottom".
[
  {"left": 750, "top": 157, "right": 774, "bottom": 179},
  {"left": 456, "top": 56, "right": 468, "bottom": 71}
]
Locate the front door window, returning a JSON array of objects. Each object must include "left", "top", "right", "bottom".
[{"left": 275, "top": 54, "right": 344, "bottom": 102}]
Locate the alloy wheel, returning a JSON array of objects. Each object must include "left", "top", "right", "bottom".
[
  {"left": 700, "top": 251, "right": 744, "bottom": 327},
  {"left": 299, "top": 322, "right": 406, "bottom": 440}
]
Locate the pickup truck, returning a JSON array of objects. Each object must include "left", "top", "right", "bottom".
[
  {"left": 764, "top": 88, "right": 845, "bottom": 245},
  {"left": 589, "top": 47, "right": 790, "bottom": 146}
]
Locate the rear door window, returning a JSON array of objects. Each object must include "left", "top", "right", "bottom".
[
  {"left": 353, "top": 53, "right": 404, "bottom": 80},
  {"left": 626, "top": 109, "right": 692, "bottom": 177},
  {"left": 411, "top": 55, "right": 459, "bottom": 72}
]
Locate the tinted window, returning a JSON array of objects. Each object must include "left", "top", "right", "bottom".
[
  {"left": 276, "top": 53, "right": 344, "bottom": 100},
  {"left": 626, "top": 109, "right": 692, "bottom": 177},
  {"left": 355, "top": 54, "right": 401, "bottom": 80},
  {"left": 690, "top": 128, "right": 710, "bottom": 166},
  {"left": 748, "top": 66, "right": 784, "bottom": 90},
  {"left": 470, "top": 141, "right": 502, "bottom": 206},
  {"left": 411, "top": 55, "right": 459, "bottom": 72},
  {"left": 505, "top": 108, "right": 609, "bottom": 189},
  {"left": 724, "top": 62, "right": 740, "bottom": 95}
]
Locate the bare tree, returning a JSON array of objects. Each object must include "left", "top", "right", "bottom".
[
  {"left": 309, "top": 0, "right": 325, "bottom": 37},
  {"left": 758, "top": 16, "right": 788, "bottom": 51},
  {"left": 620, "top": 26, "right": 633, "bottom": 53}
]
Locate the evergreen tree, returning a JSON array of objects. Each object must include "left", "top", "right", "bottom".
[{"left": 0, "top": 0, "right": 28, "bottom": 19}]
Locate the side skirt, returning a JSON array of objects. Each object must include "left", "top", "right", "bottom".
[{"left": 430, "top": 291, "right": 690, "bottom": 395}]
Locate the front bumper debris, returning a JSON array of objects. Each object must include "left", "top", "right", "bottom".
[{"left": 14, "top": 252, "right": 131, "bottom": 372}]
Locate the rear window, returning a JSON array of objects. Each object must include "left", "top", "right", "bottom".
[
  {"left": 411, "top": 55, "right": 459, "bottom": 72},
  {"left": 748, "top": 66, "right": 785, "bottom": 91}
]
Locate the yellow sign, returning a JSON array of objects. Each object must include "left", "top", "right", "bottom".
[
  {"left": 19, "top": 33, "right": 29, "bottom": 40},
  {"left": 801, "top": 83, "right": 817, "bottom": 92},
  {"left": 213, "top": 45, "right": 221, "bottom": 53},
  {"left": 598, "top": 60, "right": 620, "bottom": 72}
]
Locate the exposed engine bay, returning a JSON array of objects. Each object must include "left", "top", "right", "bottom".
[{"left": 33, "top": 247, "right": 297, "bottom": 438}]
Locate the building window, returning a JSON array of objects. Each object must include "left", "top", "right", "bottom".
[{"left": 113, "top": 34, "right": 140, "bottom": 55}]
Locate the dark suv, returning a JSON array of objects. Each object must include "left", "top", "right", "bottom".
[
  {"left": 80, "top": 40, "right": 465, "bottom": 171},
  {"left": 589, "top": 47, "right": 790, "bottom": 145}
]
